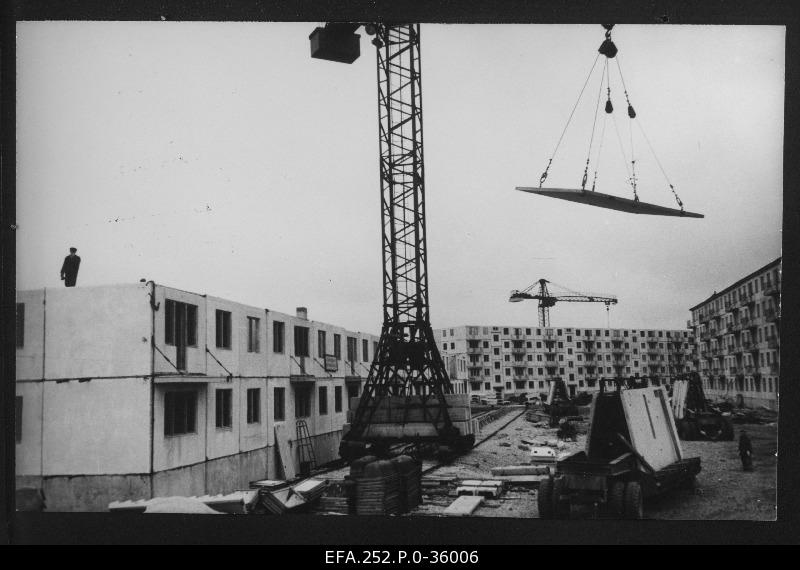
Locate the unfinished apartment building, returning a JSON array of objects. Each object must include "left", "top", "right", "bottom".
[
  {"left": 436, "top": 325, "right": 695, "bottom": 401},
  {"left": 14, "top": 282, "right": 378, "bottom": 511},
  {"left": 690, "top": 257, "right": 781, "bottom": 410}
]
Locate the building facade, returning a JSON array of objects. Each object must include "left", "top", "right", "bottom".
[
  {"left": 15, "top": 282, "right": 379, "bottom": 511},
  {"left": 689, "top": 257, "right": 780, "bottom": 410},
  {"left": 436, "top": 325, "right": 695, "bottom": 401}
]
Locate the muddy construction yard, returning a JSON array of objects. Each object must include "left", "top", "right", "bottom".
[{"left": 410, "top": 407, "right": 776, "bottom": 520}]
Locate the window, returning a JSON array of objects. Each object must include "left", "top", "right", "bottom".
[
  {"left": 273, "top": 387, "right": 286, "bottom": 421},
  {"left": 335, "top": 386, "right": 343, "bottom": 413},
  {"left": 295, "top": 385, "right": 312, "bottom": 418},
  {"left": 164, "top": 391, "right": 197, "bottom": 436},
  {"left": 319, "top": 386, "right": 328, "bottom": 415},
  {"left": 334, "top": 334, "right": 342, "bottom": 359},
  {"left": 273, "top": 321, "right": 285, "bottom": 353},
  {"left": 247, "top": 388, "right": 261, "bottom": 423},
  {"left": 165, "top": 300, "right": 198, "bottom": 347},
  {"left": 16, "top": 303, "right": 24, "bottom": 348},
  {"left": 294, "top": 326, "right": 310, "bottom": 357},
  {"left": 15, "top": 396, "right": 22, "bottom": 443},
  {"left": 362, "top": 339, "right": 369, "bottom": 362},
  {"left": 347, "top": 337, "right": 358, "bottom": 361},
  {"left": 247, "top": 317, "right": 260, "bottom": 353},
  {"left": 318, "top": 330, "right": 327, "bottom": 358},
  {"left": 215, "top": 389, "right": 232, "bottom": 429},
  {"left": 215, "top": 310, "right": 232, "bottom": 349}
]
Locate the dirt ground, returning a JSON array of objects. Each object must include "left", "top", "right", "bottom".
[{"left": 410, "top": 409, "right": 777, "bottom": 520}]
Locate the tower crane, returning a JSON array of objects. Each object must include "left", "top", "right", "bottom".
[
  {"left": 509, "top": 278, "right": 618, "bottom": 328},
  {"left": 309, "top": 23, "right": 474, "bottom": 459}
]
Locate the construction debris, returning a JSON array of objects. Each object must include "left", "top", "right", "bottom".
[
  {"left": 443, "top": 495, "right": 484, "bottom": 516},
  {"left": 490, "top": 465, "right": 549, "bottom": 476},
  {"left": 109, "top": 492, "right": 260, "bottom": 514},
  {"left": 456, "top": 480, "right": 504, "bottom": 498}
]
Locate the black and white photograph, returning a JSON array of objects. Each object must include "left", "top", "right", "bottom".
[{"left": 6, "top": 3, "right": 795, "bottom": 545}]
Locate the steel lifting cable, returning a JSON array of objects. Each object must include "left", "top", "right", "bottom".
[
  {"left": 636, "top": 119, "right": 684, "bottom": 212},
  {"left": 591, "top": 60, "right": 611, "bottom": 192},
  {"left": 616, "top": 54, "right": 685, "bottom": 211},
  {"left": 582, "top": 56, "right": 608, "bottom": 191},
  {"left": 539, "top": 53, "right": 601, "bottom": 187}
]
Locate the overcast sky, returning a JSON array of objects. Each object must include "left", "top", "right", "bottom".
[{"left": 16, "top": 22, "right": 784, "bottom": 334}]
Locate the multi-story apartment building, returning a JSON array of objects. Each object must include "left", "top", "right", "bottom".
[
  {"left": 436, "top": 325, "right": 694, "bottom": 401},
  {"left": 689, "top": 257, "right": 780, "bottom": 410},
  {"left": 14, "top": 282, "right": 378, "bottom": 511}
]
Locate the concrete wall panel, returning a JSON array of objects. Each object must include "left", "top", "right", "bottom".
[
  {"left": 45, "top": 284, "right": 151, "bottom": 379},
  {"left": 42, "top": 378, "right": 151, "bottom": 475}
]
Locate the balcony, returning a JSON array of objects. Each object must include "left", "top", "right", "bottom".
[
  {"left": 763, "top": 282, "right": 781, "bottom": 297},
  {"left": 545, "top": 375, "right": 560, "bottom": 382},
  {"left": 724, "top": 300, "right": 733, "bottom": 312},
  {"left": 740, "top": 292, "right": 754, "bottom": 305},
  {"left": 466, "top": 347, "right": 483, "bottom": 355},
  {"left": 744, "top": 365, "right": 755, "bottom": 374},
  {"left": 728, "top": 367, "right": 738, "bottom": 376},
  {"left": 764, "top": 308, "right": 780, "bottom": 323},
  {"left": 512, "top": 375, "right": 528, "bottom": 382},
  {"left": 766, "top": 336, "right": 780, "bottom": 350},
  {"left": 708, "top": 328, "right": 718, "bottom": 337},
  {"left": 511, "top": 347, "right": 526, "bottom": 355},
  {"left": 769, "top": 363, "right": 780, "bottom": 374},
  {"left": 739, "top": 316, "right": 750, "bottom": 328}
]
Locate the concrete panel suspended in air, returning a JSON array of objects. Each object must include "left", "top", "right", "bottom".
[{"left": 516, "top": 187, "right": 704, "bottom": 218}]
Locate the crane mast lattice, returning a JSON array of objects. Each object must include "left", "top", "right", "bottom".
[{"left": 311, "top": 23, "right": 467, "bottom": 459}]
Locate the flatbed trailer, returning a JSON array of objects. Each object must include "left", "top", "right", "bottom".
[{"left": 538, "top": 379, "right": 701, "bottom": 519}]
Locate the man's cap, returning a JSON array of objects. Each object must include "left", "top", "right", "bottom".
[{"left": 69, "top": 247, "right": 77, "bottom": 252}]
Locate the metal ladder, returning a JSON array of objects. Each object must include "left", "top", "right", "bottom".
[{"left": 295, "top": 419, "right": 317, "bottom": 475}]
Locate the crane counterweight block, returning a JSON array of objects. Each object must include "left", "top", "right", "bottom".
[{"left": 309, "top": 24, "right": 362, "bottom": 64}]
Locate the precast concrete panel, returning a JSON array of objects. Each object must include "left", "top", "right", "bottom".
[
  {"left": 45, "top": 284, "right": 151, "bottom": 379},
  {"left": 620, "top": 387, "right": 682, "bottom": 472},
  {"left": 42, "top": 377, "right": 151, "bottom": 475}
]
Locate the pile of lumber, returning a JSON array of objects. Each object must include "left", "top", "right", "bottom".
[{"left": 353, "top": 460, "right": 401, "bottom": 516}]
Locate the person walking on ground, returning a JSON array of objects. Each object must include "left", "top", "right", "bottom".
[
  {"left": 738, "top": 429, "right": 753, "bottom": 471},
  {"left": 60, "top": 247, "right": 81, "bottom": 287}
]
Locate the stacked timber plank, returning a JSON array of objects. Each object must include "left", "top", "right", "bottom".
[{"left": 352, "top": 459, "right": 401, "bottom": 516}]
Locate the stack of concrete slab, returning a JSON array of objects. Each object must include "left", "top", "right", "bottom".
[
  {"left": 346, "top": 395, "right": 475, "bottom": 439},
  {"left": 294, "top": 478, "right": 328, "bottom": 503}
]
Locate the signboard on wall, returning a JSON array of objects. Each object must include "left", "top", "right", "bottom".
[{"left": 324, "top": 355, "right": 338, "bottom": 372}]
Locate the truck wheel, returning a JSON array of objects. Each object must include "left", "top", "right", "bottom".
[
  {"left": 719, "top": 417, "right": 735, "bottom": 441},
  {"left": 537, "top": 477, "right": 554, "bottom": 519},
  {"left": 607, "top": 480, "right": 626, "bottom": 517},
  {"left": 552, "top": 477, "right": 570, "bottom": 519},
  {"left": 623, "top": 481, "right": 644, "bottom": 520},
  {"left": 676, "top": 420, "right": 688, "bottom": 440}
]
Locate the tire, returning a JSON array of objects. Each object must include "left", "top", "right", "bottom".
[
  {"left": 719, "top": 417, "right": 735, "bottom": 441},
  {"left": 607, "top": 480, "right": 626, "bottom": 517},
  {"left": 676, "top": 419, "right": 688, "bottom": 440},
  {"left": 537, "top": 477, "right": 554, "bottom": 519},
  {"left": 552, "top": 477, "right": 570, "bottom": 519},
  {"left": 684, "top": 421, "right": 697, "bottom": 441},
  {"left": 623, "top": 481, "right": 644, "bottom": 520}
]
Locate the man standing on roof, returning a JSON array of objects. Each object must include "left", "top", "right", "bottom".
[{"left": 60, "top": 247, "right": 81, "bottom": 287}]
